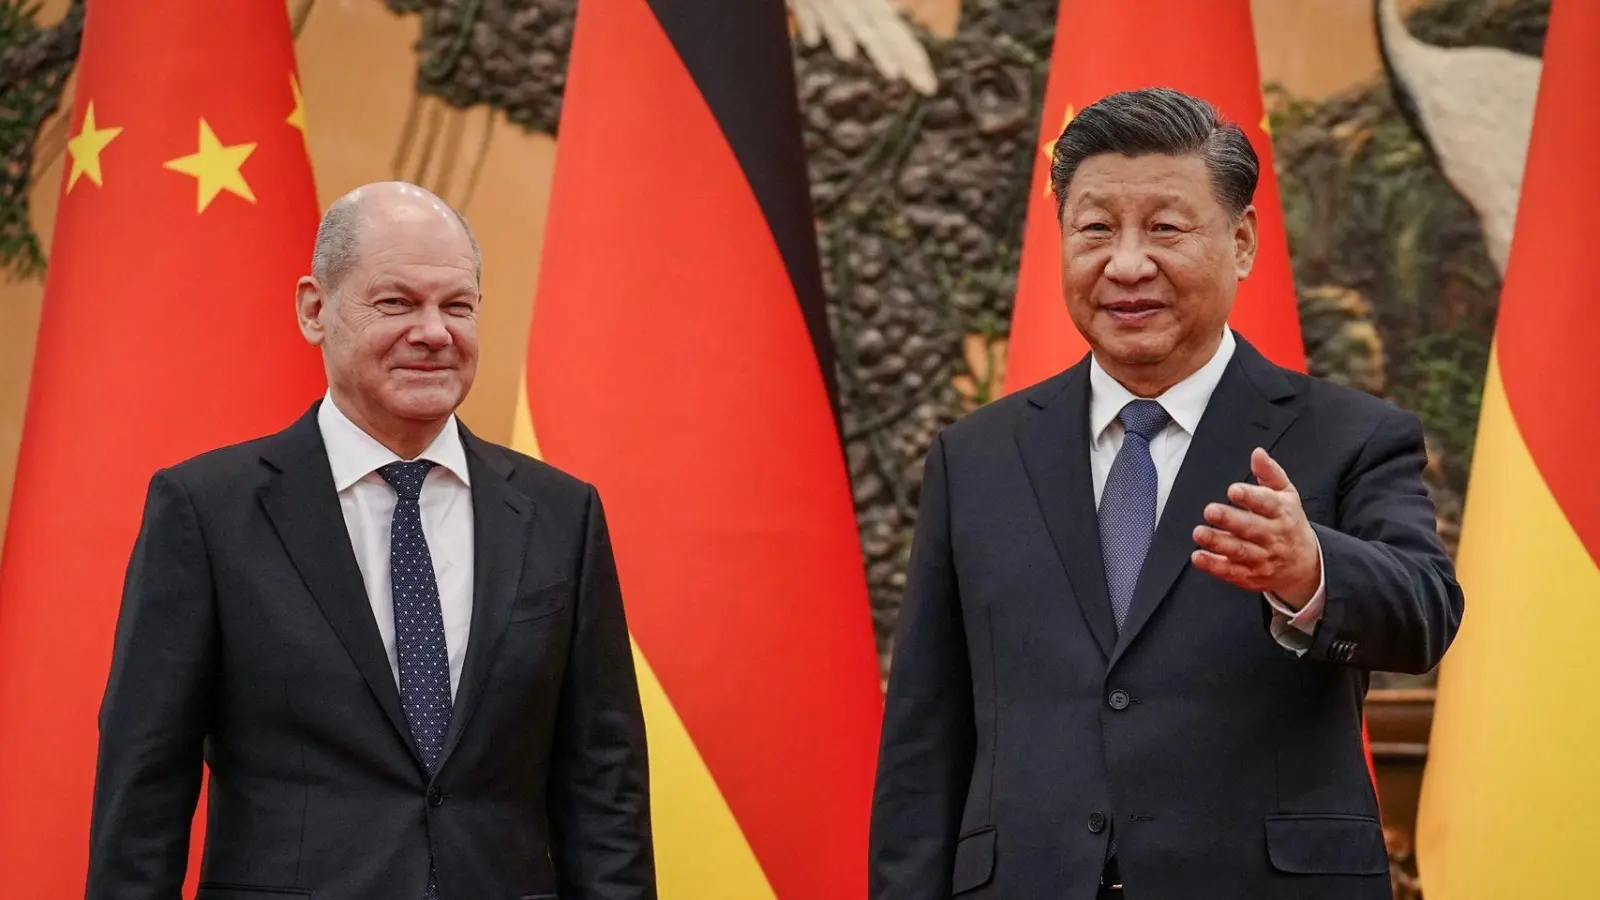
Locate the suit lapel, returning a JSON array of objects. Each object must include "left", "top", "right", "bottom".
[
  {"left": 436, "top": 427, "right": 532, "bottom": 769},
  {"left": 1014, "top": 363, "right": 1118, "bottom": 660},
  {"left": 258, "top": 405, "right": 420, "bottom": 765},
  {"left": 1108, "top": 339, "right": 1299, "bottom": 669}
]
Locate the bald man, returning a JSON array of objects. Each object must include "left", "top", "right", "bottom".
[{"left": 86, "top": 183, "right": 656, "bottom": 900}]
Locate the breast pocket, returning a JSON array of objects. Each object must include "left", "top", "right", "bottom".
[{"left": 509, "top": 579, "right": 572, "bottom": 624}]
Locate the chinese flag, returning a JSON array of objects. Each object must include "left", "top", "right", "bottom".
[
  {"left": 515, "top": 0, "right": 881, "bottom": 896},
  {"left": 1002, "top": 0, "right": 1304, "bottom": 395},
  {"left": 0, "top": 0, "right": 322, "bottom": 893},
  {"left": 1417, "top": 0, "right": 1600, "bottom": 894}
]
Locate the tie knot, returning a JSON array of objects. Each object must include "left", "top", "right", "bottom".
[
  {"left": 377, "top": 460, "right": 437, "bottom": 500},
  {"left": 1119, "top": 399, "right": 1169, "bottom": 441}
]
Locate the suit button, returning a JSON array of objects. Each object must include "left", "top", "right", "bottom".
[
  {"left": 427, "top": 786, "right": 444, "bottom": 807},
  {"left": 1108, "top": 689, "right": 1130, "bottom": 710},
  {"left": 1087, "top": 812, "right": 1107, "bottom": 834}
]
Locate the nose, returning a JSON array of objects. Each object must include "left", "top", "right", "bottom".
[
  {"left": 1103, "top": 232, "right": 1157, "bottom": 285},
  {"left": 409, "top": 305, "right": 453, "bottom": 350}
]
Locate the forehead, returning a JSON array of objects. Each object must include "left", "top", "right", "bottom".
[
  {"left": 353, "top": 208, "right": 477, "bottom": 288},
  {"left": 359, "top": 204, "right": 472, "bottom": 257},
  {"left": 1066, "top": 152, "right": 1216, "bottom": 210}
]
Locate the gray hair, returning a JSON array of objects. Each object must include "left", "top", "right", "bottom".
[
  {"left": 1049, "top": 87, "right": 1259, "bottom": 220},
  {"left": 311, "top": 183, "right": 483, "bottom": 291}
]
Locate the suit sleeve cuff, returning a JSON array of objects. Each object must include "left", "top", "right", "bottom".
[{"left": 1264, "top": 532, "right": 1326, "bottom": 654}]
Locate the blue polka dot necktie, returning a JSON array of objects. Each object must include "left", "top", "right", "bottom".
[
  {"left": 1099, "top": 400, "right": 1170, "bottom": 631},
  {"left": 378, "top": 460, "right": 453, "bottom": 900}
]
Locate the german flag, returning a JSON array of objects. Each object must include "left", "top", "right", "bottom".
[
  {"left": 516, "top": 0, "right": 882, "bottom": 896},
  {"left": 1416, "top": 1, "right": 1600, "bottom": 894},
  {"left": 0, "top": 0, "right": 323, "bottom": 892},
  {"left": 1002, "top": 0, "right": 1305, "bottom": 395}
]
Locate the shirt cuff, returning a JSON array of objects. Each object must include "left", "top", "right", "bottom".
[{"left": 1264, "top": 531, "right": 1326, "bottom": 655}]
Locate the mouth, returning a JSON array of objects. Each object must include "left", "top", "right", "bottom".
[
  {"left": 1100, "top": 299, "right": 1167, "bottom": 324},
  {"left": 396, "top": 364, "right": 453, "bottom": 373}
]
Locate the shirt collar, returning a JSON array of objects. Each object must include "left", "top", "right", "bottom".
[
  {"left": 1088, "top": 327, "right": 1237, "bottom": 446},
  {"left": 316, "top": 391, "right": 472, "bottom": 492}
]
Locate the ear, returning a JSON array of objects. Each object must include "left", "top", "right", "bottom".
[
  {"left": 1233, "top": 205, "right": 1259, "bottom": 281},
  {"left": 296, "top": 276, "right": 329, "bottom": 346}
]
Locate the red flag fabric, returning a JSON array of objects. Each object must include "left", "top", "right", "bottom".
[
  {"left": 0, "top": 0, "right": 323, "bottom": 892},
  {"left": 516, "top": 0, "right": 882, "bottom": 896},
  {"left": 1002, "top": 0, "right": 1305, "bottom": 395},
  {"left": 1417, "top": 0, "right": 1600, "bottom": 893}
]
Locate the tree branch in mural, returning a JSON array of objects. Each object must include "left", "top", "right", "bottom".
[
  {"left": 290, "top": 0, "right": 318, "bottom": 37},
  {"left": 0, "top": 0, "right": 81, "bottom": 280}
]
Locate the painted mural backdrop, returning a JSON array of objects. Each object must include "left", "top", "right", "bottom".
[{"left": 0, "top": 0, "right": 1548, "bottom": 680}]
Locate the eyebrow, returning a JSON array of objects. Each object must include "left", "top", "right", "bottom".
[
  {"left": 370, "top": 279, "right": 411, "bottom": 296},
  {"left": 371, "top": 279, "right": 478, "bottom": 299},
  {"left": 1073, "top": 190, "right": 1196, "bottom": 210}
]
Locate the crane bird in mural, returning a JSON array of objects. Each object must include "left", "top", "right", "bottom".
[
  {"left": 789, "top": 0, "right": 939, "bottom": 95},
  {"left": 1374, "top": 0, "right": 1541, "bottom": 275}
]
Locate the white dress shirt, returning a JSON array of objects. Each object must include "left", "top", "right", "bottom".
[
  {"left": 318, "top": 393, "right": 475, "bottom": 698},
  {"left": 1087, "top": 328, "right": 1325, "bottom": 653}
]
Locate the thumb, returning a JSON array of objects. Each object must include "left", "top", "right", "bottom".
[{"left": 1252, "top": 447, "right": 1293, "bottom": 491}]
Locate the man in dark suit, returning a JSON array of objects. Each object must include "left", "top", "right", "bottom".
[
  {"left": 87, "top": 182, "right": 655, "bottom": 899},
  {"left": 869, "top": 89, "right": 1463, "bottom": 899}
]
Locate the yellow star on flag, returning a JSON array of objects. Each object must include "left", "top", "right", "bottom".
[
  {"left": 164, "top": 118, "right": 257, "bottom": 213},
  {"left": 287, "top": 73, "right": 308, "bottom": 147},
  {"left": 1041, "top": 105, "right": 1076, "bottom": 197},
  {"left": 65, "top": 102, "right": 123, "bottom": 193},
  {"left": 1039, "top": 104, "right": 1077, "bottom": 163},
  {"left": 1260, "top": 110, "right": 1273, "bottom": 136}
]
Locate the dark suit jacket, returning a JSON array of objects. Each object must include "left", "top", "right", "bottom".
[
  {"left": 869, "top": 335, "right": 1463, "bottom": 900},
  {"left": 87, "top": 403, "right": 655, "bottom": 900}
]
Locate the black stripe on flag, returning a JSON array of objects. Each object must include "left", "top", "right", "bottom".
[{"left": 644, "top": 0, "right": 840, "bottom": 421}]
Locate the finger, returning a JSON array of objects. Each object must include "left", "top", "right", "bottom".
[
  {"left": 1226, "top": 482, "right": 1290, "bottom": 518},
  {"left": 1202, "top": 502, "right": 1274, "bottom": 542},
  {"left": 1193, "top": 525, "right": 1270, "bottom": 567},
  {"left": 1191, "top": 550, "right": 1261, "bottom": 590},
  {"left": 1252, "top": 447, "right": 1293, "bottom": 492}
]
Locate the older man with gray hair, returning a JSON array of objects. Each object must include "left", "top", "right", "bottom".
[
  {"left": 87, "top": 181, "right": 656, "bottom": 900},
  {"left": 869, "top": 88, "right": 1462, "bottom": 899}
]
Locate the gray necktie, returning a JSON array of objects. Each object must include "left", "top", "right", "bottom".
[
  {"left": 1099, "top": 399, "right": 1170, "bottom": 630},
  {"left": 1096, "top": 399, "right": 1170, "bottom": 869}
]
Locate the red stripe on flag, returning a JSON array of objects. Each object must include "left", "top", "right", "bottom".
[
  {"left": 527, "top": 0, "right": 882, "bottom": 895},
  {"left": 1493, "top": 0, "right": 1600, "bottom": 567}
]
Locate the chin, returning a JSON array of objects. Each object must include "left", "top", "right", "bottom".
[
  {"left": 387, "top": 385, "right": 465, "bottom": 422},
  {"left": 1094, "top": 329, "right": 1177, "bottom": 367}
]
